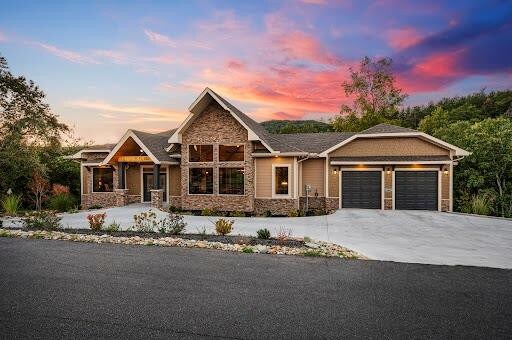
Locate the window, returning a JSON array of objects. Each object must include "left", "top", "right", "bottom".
[
  {"left": 92, "top": 167, "right": 114, "bottom": 192},
  {"left": 219, "top": 168, "right": 244, "bottom": 195},
  {"left": 219, "top": 145, "right": 244, "bottom": 162},
  {"left": 274, "top": 166, "right": 290, "bottom": 196},
  {"left": 189, "top": 145, "right": 213, "bottom": 162},
  {"left": 189, "top": 168, "right": 213, "bottom": 194}
]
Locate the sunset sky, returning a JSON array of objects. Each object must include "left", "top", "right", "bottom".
[{"left": 1, "top": 0, "right": 511, "bottom": 143}]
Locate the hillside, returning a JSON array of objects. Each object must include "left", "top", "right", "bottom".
[{"left": 261, "top": 120, "right": 332, "bottom": 134}]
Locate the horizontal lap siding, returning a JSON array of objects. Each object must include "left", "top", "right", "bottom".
[
  {"left": 255, "top": 157, "right": 295, "bottom": 198},
  {"left": 300, "top": 159, "right": 325, "bottom": 196}
]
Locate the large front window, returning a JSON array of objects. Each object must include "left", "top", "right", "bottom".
[
  {"left": 219, "top": 145, "right": 244, "bottom": 162},
  {"left": 274, "top": 166, "right": 289, "bottom": 196},
  {"left": 189, "top": 145, "right": 213, "bottom": 162},
  {"left": 92, "top": 167, "right": 114, "bottom": 192},
  {"left": 189, "top": 168, "right": 213, "bottom": 194},
  {"left": 219, "top": 168, "right": 244, "bottom": 195}
]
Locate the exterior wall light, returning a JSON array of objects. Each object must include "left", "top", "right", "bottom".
[
  {"left": 333, "top": 168, "right": 337, "bottom": 175},
  {"left": 443, "top": 169, "right": 449, "bottom": 175}
]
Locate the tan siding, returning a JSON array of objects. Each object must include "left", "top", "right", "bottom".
[
  {"left": 300, "top": 159, "right": 325, "bottom": 196},
  {"left": 442, "top": 169, "right": 450, "bottom": 200},
  {"left": 329, "top": 137, "right": 450, "bottom": 157},
  {"left": 255, "top": 157, "right": 295, "bottom": 198},
  {"left": 82, "top": 167, "right": 89, "bottom": 194},
  {"left": 169, "top": 165, "right": 181, "bottom": 196},
  {"left": 328, "top": 165, "right": 339, "bottom": 197},
  {"left": 126, "top": 165, "right": 140, "bottom": 195}
]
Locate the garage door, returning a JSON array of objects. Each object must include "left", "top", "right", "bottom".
[
  {"left": 342, "top": 171, "right": 381, "bottom": 209},
  {"left": 395, "top": 171, "right": 438, "bottom": 210}
]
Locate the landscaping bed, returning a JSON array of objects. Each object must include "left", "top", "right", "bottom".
[{"left": 0, "top": 228, "right": 364, "bottom": 259}]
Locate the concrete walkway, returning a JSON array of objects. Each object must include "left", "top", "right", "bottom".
[{"left": 6, "top": 204, "right": 512, "bottom": 268}]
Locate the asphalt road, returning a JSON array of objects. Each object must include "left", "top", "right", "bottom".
[{"left": 1, "top": 238, "right": 511, "bottom": 339}]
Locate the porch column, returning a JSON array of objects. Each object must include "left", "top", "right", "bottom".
[
  {"left": 118, "top": 162, "right": 126, "bottom": 189},
  {"left": 153, "top": 164, "right": 161, "bottom": 189}
]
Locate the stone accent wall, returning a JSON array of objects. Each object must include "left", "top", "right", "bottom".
[
  {"left": 169, "top": 196, "right": 182, "bottom": 209},
  {"left": 384, "top": 168, "right": 393, "bottom": 210},
  {"left": 114, "top": 189, "right": 129, "bottom": 207},
  {"left": 325, "top": 198, "right": 339, "bottom": 212},
  {"left": 254, "top": 198, "right": 298, "bottom": 216},
  {"left": 180, "top": 102, "right": 254, "bottom": 212},
  {"left": 299, "top": 196, "right": 326, "bottom": 212},
  {"left": 441, "top": 199, "right": 450, "bottom": 212},
  {"left": 81, "top": 164, "right": 118, "bottom": 209},
  {"left": 127, "top": 195, "right": 141, "bottom": 204},
  {"left": 151, "top": 189, "right": 164, "bottom": 209}
]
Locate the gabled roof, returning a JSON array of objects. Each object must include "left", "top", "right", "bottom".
[
  {"left": 263, "top": 132, "right": 355, "bottom": 153},
  {"left": 360, "top": 123, "right": 417, "bottom": 134},
  {"left": 168, "top": 87, "right": 275, "bottom": 152}
]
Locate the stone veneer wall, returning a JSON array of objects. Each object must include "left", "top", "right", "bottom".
[
  {"left": 254, "top": 199, "right": 298, "bottom": 216},
  {"left": 180, "top": 102, "right": 255, "bottom": 212},
  {"left": 81, "top": 163, "right": 118, "bottom": 209}
]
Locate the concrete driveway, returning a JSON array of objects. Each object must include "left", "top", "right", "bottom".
[{"left": 50, "top": 204, "right": 512, "bottom": 269}]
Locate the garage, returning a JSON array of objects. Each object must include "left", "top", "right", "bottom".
[
  {"left": 342, "top": 171, "right": 381, "bottom": 209},
  {"left": 395, "top": 171, "right": 438, "bottom": 210}
]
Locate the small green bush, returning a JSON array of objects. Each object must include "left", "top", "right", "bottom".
[
  {"left": 105, "top": 221, "right": 120, "bottom": 232},
  {"left": 242, "top": 247, "right": 254, "bottom": 253},
  {"left": 133, "top": 210, "right": 159, "bottom": 232},
  {"left": 159, "top": 212, "right": 187, "bottom": 235},
  {"left": 169, "top": 205, "right": 182, "bottom": 213},
  {"left": 304, "top": 250, "right": 322, "bottom": 257},
  {"left": 256, "top": 228, "right": 271, "bottom": 239},
  {"left": 303, "top": 236, "right": 312, "bottom": 243},
  {"left": 215, "top": 218, "right": 234, "bottom": 235},
  {"left": 263, "top": 210, "right": 272, "bottom": 217},
  {"left": 288, "top": 209, "right": 299, "bottom": 217},
  {"left": 24, "top": 211, "right": 61, "bottom": 230},
  {"left": 48, "top": 193, "right": 75, "bottom": 212},
  {"left": 88, "top": 205, "right": 103, "bottom": 210},
  {"left": 230, "top": 211, "right": 246, "bottom": 217},
  {"left": 1, "top": 194, "right": 22, "bottom": 216},
  {"left": 470, "top": 195, "right": 492, "bottom": 216},
  {"left": 201, "top": 208, "right": 216, "bottom": 216},
  {"left": 0, "top": 229, "right": 10, "bottom": 237},
  {"left": 87, "top": 213, "right": 106, "bottom": 231}
]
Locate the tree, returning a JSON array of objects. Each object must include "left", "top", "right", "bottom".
[
  {"left": 0, "top": 54, "right": 70, "bottom": 204},
  {"left": 332, "top": 56, "right": 407, "bottom": 132},
  {"left": 432, "top": 118, "right": 512, "bottom": 217},
  {"left": 28, "top": 171, "right": 50, "bottom": 210}
]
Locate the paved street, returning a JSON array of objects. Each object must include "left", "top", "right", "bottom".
[
  {"left": 1, "top": 238, "right": 511, "bottom": 339},
  {"left": 23, "top": 204, "right": 512, "bottom": 268}
]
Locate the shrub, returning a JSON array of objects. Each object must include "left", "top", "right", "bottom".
[
  {"left": 256, "top": 228, "right": 271, "bottom": 239},
  {"left": 303, "top": 236, "right": 312, "bottom": 243},
  {"left": 470, "top": 195, "right": 492, "bottom": 216},
  {"left": 196, "top": 226, "right": 207, "bottom": 236},
  {"left": 24, "top": 211, "right": 61, "bottom": 230},
  {"left": 169, "top": 205, "right": 182, "bottom": 213},
  {"left": 230, "top": 211, "right": 246, "bottom": 217},
  {"left": 48, "top": 193, "right": 75, "bottom": 212},
  {"left": 263, "top": 210, "right": 272, "bottom": 217},
  {"left": 276, "top": 227, "right": 292, "bottom": 245},
  {"left": 242, "top": 247, "right": 254, "bottom": 253},
  {"left": 304, "top": 250, "right": 322, "bottom": 257},
  {"left": 89, "top": 205, "right": 103, "bottom": 210},
  {"left": 201, "top": 208, "right": 216, "bottom": 216},
  {"left": 52, "top": 184, "right": 70, "bottom": 196},
  {"left": 0, "top": 229, "right": 10, "bottom": 237},
  {"left": 1, "top": 195, "right": 22, "bottom": 216},
  {"left": 87, "top": 213, "right": 106, "bottom": 231},
  {"left": 105, "top": 221, "right": 120, "bottom": 232},
  {"left": 215, "top": 219, "right": 234, "bottom": 235},
  {"left": 288, "top": 209, "right": 299, "bottom": 217},
  {"left": 159, "top": 212, "right": 187, "bottom": 235},
  {"left": 133, "top": 210, "right": 159, "bottom": 232}
]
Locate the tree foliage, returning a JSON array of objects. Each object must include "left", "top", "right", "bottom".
[
  {"left": 332, "top": 56, "right": 407, "bottom": 132},
  {"left": 261, "top": 120, "right": 332, "bottom": 134}
]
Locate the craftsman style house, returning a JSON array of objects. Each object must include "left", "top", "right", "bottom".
[{"left": 71, "top": 88, "right": 470, "bottom": 215}]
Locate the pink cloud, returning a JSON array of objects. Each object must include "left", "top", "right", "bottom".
[
  {"left": 34, "top": 42, "right": 99, "bottom": 64},
  {"left": 144, "top": 29, "right": 177, "bottom": 47},
  {"left": 387, "top": 27, "right": 423, "bottom": 50}
]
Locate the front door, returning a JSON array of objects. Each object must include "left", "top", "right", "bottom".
[{"left": 142, "top": 171, "right": 167, "bottom": 203}]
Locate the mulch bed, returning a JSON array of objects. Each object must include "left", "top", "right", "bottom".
[{"left": 20, "top": 227, "right": 305, "bottom": 248}]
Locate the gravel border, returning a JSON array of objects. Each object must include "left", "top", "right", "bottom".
[{"left": 0, "top": 228, "right": 365, "bottom": 259}]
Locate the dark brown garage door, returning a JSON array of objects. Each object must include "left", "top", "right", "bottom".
[
  {"left": 342, "top": 171, "right": 381, "bottom": 209},
  {"left": 395, "top": 171, "right": 438, "bottom": 210}
]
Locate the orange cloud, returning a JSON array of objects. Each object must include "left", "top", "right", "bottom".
[{"left": 387, "top": 27, "right": 423, "bottom": 50}]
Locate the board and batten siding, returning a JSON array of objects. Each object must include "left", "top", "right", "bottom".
[
  {"left": 168, "top": 165, "right": 181, "bottom": 196},
  {"left": 329, "top": 137, "right": 450, "bottom": 157},
  {"left": 300, "top": 158, "right": 325, "bottom": 196},
  {"left": 126, "top": 165, "right": 140, "bottom": 195},
  {"left": 255, "top": 157, "right": 295, "bottom": 198}
]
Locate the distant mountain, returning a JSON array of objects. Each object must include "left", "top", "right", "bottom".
[{"left": 261, "top": 120, "right": 333, "bottom": 134}]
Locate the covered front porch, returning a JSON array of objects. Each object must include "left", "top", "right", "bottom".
[{"left": 81, "top": 129, "right": 180, "bottom": 209}]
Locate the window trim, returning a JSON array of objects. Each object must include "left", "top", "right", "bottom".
[
  {"left": 188, "top": 167, "right": 214, "bottom": 195},
  {"left": 218, "top": 144, "right": 245, "bottom": 162},
  {"left": 272, "top": 164, "right": 291, "bottom": 199},
  {"left": 188, "top": 144, "right": 214, "bottom": 163},
  {"left": 91, "top": 166, "right": 115, "bottom": 193},
  {"left": 218, "top": 167, "right": 246, "bottom": 196}
]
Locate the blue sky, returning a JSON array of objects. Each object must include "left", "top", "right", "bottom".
[{"left": 1, "top": 0, "right": 511, "bottom": 142}]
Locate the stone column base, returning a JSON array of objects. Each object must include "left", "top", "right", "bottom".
[
  {"left": 114, "top": 189, "right": 129, "bottom": 207},
  {"left": 150, "top": 189, "right": 164, "bottom": 209}
]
